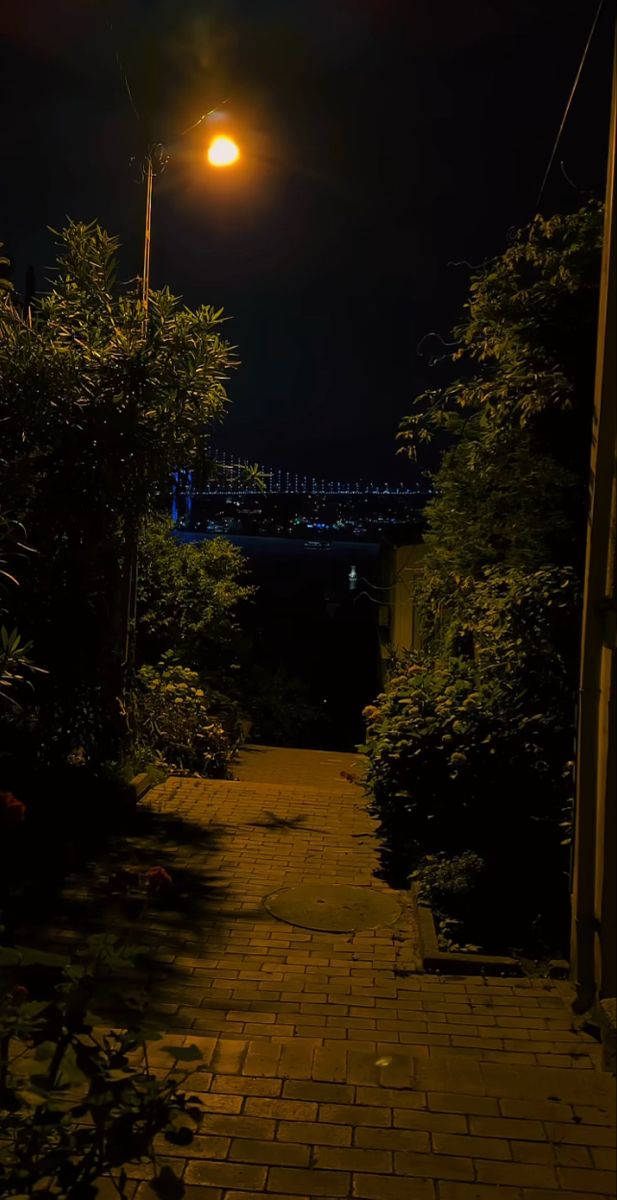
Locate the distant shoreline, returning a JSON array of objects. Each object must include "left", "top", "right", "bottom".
[{"left": 175, "top": 531, "right": 382, "bottom": 557}]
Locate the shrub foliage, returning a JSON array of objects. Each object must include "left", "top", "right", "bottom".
[{"left": 364, "top": 205, "right": 602, "bottom": 949}]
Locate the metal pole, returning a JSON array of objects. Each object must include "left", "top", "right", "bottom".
[
  {"left": 570, "top": 17, "right": 617, "bottom": 1011},
  {"left": 142, "top": 152, "right": 153, "bottom": 335},
  {"left": 123, "top": 152, "right": 153, "bottom": 672}
]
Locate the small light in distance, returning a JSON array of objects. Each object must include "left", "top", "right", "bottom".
[{"left": 207, "top": 135, "right": 240, "bottom": 168}]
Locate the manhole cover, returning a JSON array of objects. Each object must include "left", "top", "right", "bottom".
[{"left": 263, "top": 883, "right": 401, "bottom": 932}]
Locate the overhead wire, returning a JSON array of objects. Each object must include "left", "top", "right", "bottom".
[
  {"left": 106, "top": 15, "right": 142, "bottom": 125},
  {"left": 535, "top": 0, "right": 606, "bottom": 210}
]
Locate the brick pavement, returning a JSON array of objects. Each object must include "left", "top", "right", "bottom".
[{"left": 63, "top": 746, "right": 617, "bottom": 1199}]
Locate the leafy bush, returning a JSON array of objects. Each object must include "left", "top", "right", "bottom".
[
  {"left": 364, "top": 652, "right": 559, "bottom": 855},
  {"left": 411, "top": 851, "right": 485, "bottom": 951},
  {"left": 135, "top": 662, "right": 233, "bottom": 777},
  {"left": 363, "top": 636, "right": 572, "bottom": 943},
  {"left": 364, "top": 207, "right": 600, "bottom": 951},
  {"left": 0, "top": 928, "right": 203, "bottom": 1199},
  {"left": 0, "top": 222, "right": 237, "bottom": 766},
  {"left": 137, "top": 519, "right": 254, "bottom": 675}
]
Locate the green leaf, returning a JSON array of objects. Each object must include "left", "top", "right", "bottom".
[
  {"left": 0, "top": 947, "right": 22, "bottom": 965},
  {"left": 16, "top": 945, "right": 70, "bottom": 967}
]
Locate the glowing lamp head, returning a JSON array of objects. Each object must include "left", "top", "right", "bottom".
[{"left": 207, "top": 134, "right": 240, "bottom": 168}]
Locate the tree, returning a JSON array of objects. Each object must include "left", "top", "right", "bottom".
[
  {"left": 365, "top": 205, "right": 603, "bottom": 949},
  {"left": 400, "top": 203, "right": 603, "bottom": 653},
  {"left": 0, "top": 221, "right": 237, "bottom": 766}
]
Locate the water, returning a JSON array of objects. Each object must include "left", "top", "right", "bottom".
[{"left": 177, "top": 533, "right": 383, "bottom": 750}]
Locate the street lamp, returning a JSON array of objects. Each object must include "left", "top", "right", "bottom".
[
  {"left": 207, "top": 134, "right": 240, "bottom": 168},
  {"left": 125, "top": 115, "right": 240, "bottom": 672},
  {"left": 140, "top": 119, "right": 239, "bottom": 334}
]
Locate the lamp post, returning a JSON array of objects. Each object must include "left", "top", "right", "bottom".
[
  {"left": 122, "top": 121, "right": 240, "bottom": 674},
  {"left": 140, "top": 128, "right": 240, "bottom": 334}
]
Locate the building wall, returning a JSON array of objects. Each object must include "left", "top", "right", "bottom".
[{"left": 379, "top": 542, "right": 428, "bottom": 673}]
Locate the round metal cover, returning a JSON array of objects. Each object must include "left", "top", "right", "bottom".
[{"left": 263, "top": 883, "right": 401, "bottom": 932}]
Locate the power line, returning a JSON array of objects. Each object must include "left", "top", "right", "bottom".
[
  {"left": 106, "top": 15, "right": 142, "bottom": 125},
  {"left": 536, "top": 0, "right": 605, "bottom": 210}
]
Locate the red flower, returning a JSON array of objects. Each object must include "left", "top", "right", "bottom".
[
  {"left": 144, "top": 866, "right": 173, "bottom": 892},
  {"left": 0, "top": 792, "right": 27, "bottom": 826},
  {"left": 11, "top": 985, "right": 29, "bottom": 1004}
]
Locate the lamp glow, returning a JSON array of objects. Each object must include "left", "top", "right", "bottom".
[{"left": 207, "top": 135, "right": 240, "bottom": 167}]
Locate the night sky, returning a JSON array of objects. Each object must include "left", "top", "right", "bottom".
[{"left": 1, "top": 1, "right": 612, "bottom": 479}]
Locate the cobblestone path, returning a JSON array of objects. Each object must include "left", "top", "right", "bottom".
[{"left": 64, "top": 746, "right": 617, "bottom": 1199}]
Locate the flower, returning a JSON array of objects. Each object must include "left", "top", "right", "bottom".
[
  {"left": 11, "top": 985, "right": 29, "bottom": 1004},
  {"left": 144, "top": 866, "right": 173, "bottom": 892},
  {"left": 0, "top": 791, "right": 27, "bottom": 826}
]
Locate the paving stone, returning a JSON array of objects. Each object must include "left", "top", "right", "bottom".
[
  {"left": 590, "top": 1145, "right": 617, "bottom": 1171},
  {"left": 228, "top": 1137, "right": 309, "bottom": 1166},
  {"left": 522, "top": 1192, "right": 610, "bottom": 1200},
  {"left": 200, "top": 1113, "right": 276, "bottom": 1140},
  {"left": 283, "top": 1080, "right": 355, "bottom": 1104},
  {"left": 277, "top": 1120, "right": 353, "bottom": 1147},
  {"left": 319, "top": 1103, "right": 392, "bottom": 1127},
  {"left": 499, "top": 1099, "right": 573, "bottom": 1122},
  {"left": 428, "top": 1094, "right": 500, "bottom": 1117},
  {"left": 355, "top": 1086, "right": 426, "bottom": 1110},
  {"left": 438, "top": 1186, "right": 522, "bottom": 1199},
  {"left": 511, "top": 1142, "right": 556, "bottom": 1166},
  {"left": 469, "top": 1117, "right": 545, "bottom": 1141},
  {"left": 553, "top": 1145, "right": 593, "bottom": 1168},
  {"left": 136, "top": 1188, "right": 222, "bottom": 1200},
  {"left": 393, "top": 1109, "right": 467, "bottom": 1135},
  {"left": 184, "top": 1160, "right": 267, "bottom": 1190},
  {"left": 194, "top": 1093, "right": 243, "bottom": 1114},
  {"left": 545, "top": 1122, "right": 616, "bottom": 1148},
  {"left": 555, "top": 1167, "right": 617, "bottom": 1194},
  {"left": 244, "top": 1096, "right": 318, "bottom": 1121},
  {"left": 278, "top": 1038, "right": 320, "bottom": 1078},
  {"left": 352, "top": 1174, "right": 435, "bottom": 1199},
  {"left": 394, "top": 1150, "right": 475, "bottom": 1180},
  {"left": 476, "top": 1161, "right": 558, "bottom": 1189},
  {"left": 226, "top": 1194, "right": 310, "bottom": 1200},
  {"left": 210, "top": 1040, "right": 248, "bottom": 1075},
  {"left": 433, "top": 1133, "right": 512, "bottom": 1160},
  {"left": 314, "top": 1146, "right": 393, "bottom": 1173},
  {"left": 268, "top": 1167, "right": 351, "bottom": 1195},
  {"left": 312, "top": 1044, "right": 348, "bottom": 1082},
  {"left": 153, "top": 1134, "right": 230, "bottom": 1160},
  {"left": 354, "top": 1126, "right": 431, "bottom": 1153},
  {"left": 211, "top": 1074, "right": 283, "bottom": 1097}
]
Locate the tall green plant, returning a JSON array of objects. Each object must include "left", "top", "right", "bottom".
[
  {"left": 0, "top": 221, "right": 237, "bottom": 765},
  {"left": 365, "top": 206, "right": 602, "bottom": 945}
]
